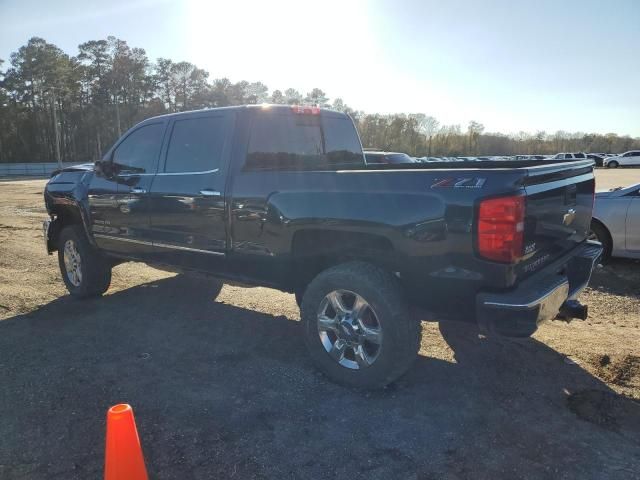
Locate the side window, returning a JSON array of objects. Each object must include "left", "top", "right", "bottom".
[
  {"left": 575, "top": 153, "right": 585, "bottom": 159},
  {"left": 246, "top": 113, "right": 323, "bottom": 170},
  {"left": 112, "top": 123, "right": 164, "bottom": 174},
  {"left": 322, "top": 115, "right": 364, "bottom": 166},
  {"left": 246, "top": 111, "right": 363, "bottom": 170},
  {"left": 625, "top": 151, "right": 640, "bottom": 157},
  {"left": 165, "top": 116, "right": 228, "bottom": 173}
]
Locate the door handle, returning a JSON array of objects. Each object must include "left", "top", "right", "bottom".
[
  {"left": 131, "top": 187, "right": 147, "bottom": 194},
  {"left": 200, "top": 189, "right": 221, "bottom": 197}
]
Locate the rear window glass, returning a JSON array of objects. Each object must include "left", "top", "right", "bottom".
[
  {"left": 165, "top": 116, "right": 228, "bottom": 173},
  {"left": 246, "top": 112, "right": 363, "bottom": 170}
]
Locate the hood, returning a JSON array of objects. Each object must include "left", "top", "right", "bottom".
[{"left": 51, "top": 162, "right": 95, "bottom": 177}]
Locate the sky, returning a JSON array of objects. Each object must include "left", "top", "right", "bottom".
[{"left": 1, "top": 0, "right": 639, "bottom": 136}]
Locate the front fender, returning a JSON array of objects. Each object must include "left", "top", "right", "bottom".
[{"left": 44, "top": 170, "right": 96, "bottom": 249}]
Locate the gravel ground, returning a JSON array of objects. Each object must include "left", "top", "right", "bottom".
[{"left": 0, "top": 173, "right": 639, "bottom": 479}]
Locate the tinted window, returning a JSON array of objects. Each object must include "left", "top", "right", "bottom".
[
  {"left": 624, "top": 151, "right": 640, "bottom": 157},
  {"left": 322, "top": 116, "right": 364, "bottom": 165},
  {"left": 165, "top": 116, "right": 228, "bottom": 173},
  {"left": 246, "top": 112, "right": 363, "bottom": 170},
  {"left": 574, "top": 153, "right": 585, "bottom": 159},
  {"left": 112, "top": 123, "right": 164, "bottom": 173}
]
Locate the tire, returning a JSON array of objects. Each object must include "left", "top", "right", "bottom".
[
  {"left": 57, "top": 225, "right": 112, "bottom": 298},
  {"left": 589, "top": 221, "right": 612, "bottom": 261},
  {"left": 607, "top": 160, "right": 619, "bottom": 168},
  {"left": 300, "top": 262, "right": 421, "bottom": 389}
]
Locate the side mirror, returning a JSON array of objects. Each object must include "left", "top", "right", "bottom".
[{"left": 95, "top": 159, "right": 112, "bottom": 178}]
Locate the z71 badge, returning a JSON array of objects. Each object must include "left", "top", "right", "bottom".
[{"left": 431, "top": 177, "right": 487, "bottom": 189}]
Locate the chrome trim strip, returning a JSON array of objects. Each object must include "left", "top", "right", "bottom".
[
  {"left": 117, "top": 169, "right": 219, "bottom": 177},
  {"left": 153, "top": 241, "right": 225, "bottom": 256},
  {"left": 156, "top": 168, "right": 219, "bottom": 176},
  {"left": 116, "top": 173, "right": 155, "bottom": 177},
  {"left": 93, "top": 233, "right": 225, "bottom": 256},
  {"left": 93, "top": 234, "right": 153, "bottom": 246},
  {"left": 483, "top": 281, "right": 569, "bottom": 310}
]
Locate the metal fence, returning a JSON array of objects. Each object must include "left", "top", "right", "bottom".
[{"left": 0, "top": 162, "right": 80, "bottom": 177}]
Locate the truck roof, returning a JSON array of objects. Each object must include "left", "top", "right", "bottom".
[{"left": 141, "top": 104, "right": 344, "bottom": 123}]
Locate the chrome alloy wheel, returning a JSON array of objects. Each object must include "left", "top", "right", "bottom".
[
  {"left": 317, "top": 290, "right": 383, "bottom": 369},
  {"left": 63, "top": 239, "right": 82, "bottom": 287}
]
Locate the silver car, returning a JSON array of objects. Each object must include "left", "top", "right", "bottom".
[{"left": 590, "top": 183, "right": 640, "bottom": 259}]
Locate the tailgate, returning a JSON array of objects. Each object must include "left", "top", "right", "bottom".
[{"left": 518, "top": 160, "right": 595, "bottom": 279}]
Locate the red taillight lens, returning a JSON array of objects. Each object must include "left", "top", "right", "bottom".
[
  {"left": 477, "top": 195, "right": 525, "bottom": 263},
  {"left": 291, "top": 105, "right": 320, "bottom": 115}
]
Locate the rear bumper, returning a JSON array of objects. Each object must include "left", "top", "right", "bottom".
[{"left": 476, "top": 241, "right": 602, "bottom": 337}]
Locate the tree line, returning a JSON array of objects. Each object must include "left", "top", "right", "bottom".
[{"left": 1, "top": 36, "right": 638, "bottom": 163}]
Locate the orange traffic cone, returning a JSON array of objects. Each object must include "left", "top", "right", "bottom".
[{"left": 104, "top": 404, "right": 149, "bottom": 480}]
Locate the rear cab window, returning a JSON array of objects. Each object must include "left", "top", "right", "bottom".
[{"left": 245, "top": 108, "right": 364, "bottom": 171}]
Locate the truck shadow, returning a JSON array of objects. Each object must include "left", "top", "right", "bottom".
[{"left": 0, "top": 274, "right": 638, "bottom": 479}]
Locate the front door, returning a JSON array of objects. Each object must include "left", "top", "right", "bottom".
[
  {"left": 626, "top": 193, "right": 640, "bottom": 252},
  {"left": 90, "top": 121, "right": 166, "bottom": 259},
  {"left": 147, "top": 112, "right": 234, "bottom": 271}
]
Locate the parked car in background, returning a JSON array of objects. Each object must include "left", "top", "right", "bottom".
[
  {"left": 364, "top": 151, "right": 416, "bottom": 165},
  {"left": 552, "top": 152, "right": 587, "bottom": 160},
  {"left": 603, "top": 150, "right": 640, "bottom": 168},
  {"left": 515, "top": 155, "right": 547, "bottom": 161},
  {"left": 590, "top": 182, "right": 640, "bottom": 259},
  {"left": 586, "top": 153, "right": 605, "bottom": 167}
]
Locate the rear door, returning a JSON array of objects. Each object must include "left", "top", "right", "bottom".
[
  {"left": 626, "top": 189, "right": 640, "bottom": 251},
  {"left": 624, "top": 151, "right": 640, "bottom": 166},
  {"left": 147, "top": 111, "right": 234, "bottom": 270}
]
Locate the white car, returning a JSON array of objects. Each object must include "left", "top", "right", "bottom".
[
  {"left": 552, "top": 152, "right": 587, "bottom": 160},
  {"left": 604, "top": 150, "right": 640, "bottom": 168},
  {"left": 590, "top": 182, "right": 640, "bottom": 259}
]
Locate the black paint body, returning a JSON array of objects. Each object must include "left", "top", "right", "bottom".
[{"left": 44, "top": 105, "right": 598, "bottom": 325}]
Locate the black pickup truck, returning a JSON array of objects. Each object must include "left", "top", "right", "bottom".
[{"left": 43, "top": 105, "right": 602, "bottom": 388}]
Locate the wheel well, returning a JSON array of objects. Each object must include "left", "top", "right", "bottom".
[
  {"left": 591, "top": 218, "right": 612, "bottom": 255},
  {"left": 48, "top": 205, "right": 84, "bottom": 252},
  {"left": 290, "top": 230, "right": 396, "bottom": 293}
]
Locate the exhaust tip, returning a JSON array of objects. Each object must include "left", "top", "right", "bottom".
[{"left": 557, "top": 300, "right": 588, "bottom": 321}]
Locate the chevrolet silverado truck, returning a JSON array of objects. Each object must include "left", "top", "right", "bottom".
[{"left": 43, "top": 105, "right": 602, "bottom": 388}]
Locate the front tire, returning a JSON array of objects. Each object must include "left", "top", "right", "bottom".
[
  {"left": 301, "top": 262, "right": 421, "bottom": 389},
  {"left": 57, "top": 225, "right": 112, "bottom": 298},
  {"left": 607, "top": 160, "right": 619, "bottom": 168}
]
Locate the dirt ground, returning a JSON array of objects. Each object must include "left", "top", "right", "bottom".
[{"left": 0, "top": 171, "right": 639, "bottom": 479}]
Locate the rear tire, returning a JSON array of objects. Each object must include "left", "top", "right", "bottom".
[
  {"left": 301, "top": 262, "right": 421, "bottom": 389},
  {"left": 57, "top": 225, "right": 112, "bottom": 298},
  {"left": 607, "top": 160, "right": 619, "bottom": 168}
]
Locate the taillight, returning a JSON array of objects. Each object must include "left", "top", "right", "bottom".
[
  {"left": 291, "top": 105, "right": 320, "bottom": 115},
  {"left": 477, "top": 195, "right": 525, "bottom": 263}
]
